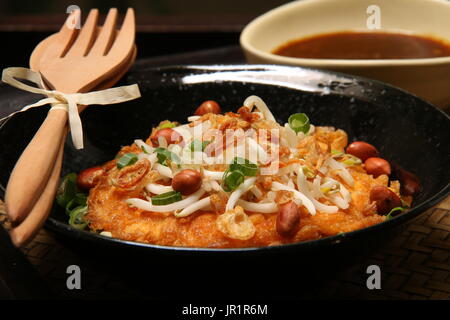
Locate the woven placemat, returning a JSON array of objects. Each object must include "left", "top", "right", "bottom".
[
  {"left": 2, "top": 47, "right": 448, "bottom": 300},
  {"left": 1, "top": 197, "right": 449, "bottom": 300}
]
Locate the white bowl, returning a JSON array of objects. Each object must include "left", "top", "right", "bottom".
[{"left": 240, "top": 0, "right": 450, "bottom": 108}]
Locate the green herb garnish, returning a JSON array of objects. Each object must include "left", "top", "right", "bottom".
[
  {"left": 56, "top": 173, "right": 78, "bottom": 208},
  {"left": 157, "top": 121, "right": 176, "bottom": 130},
  {"left": 154, "top": 147, "right": 181, "bottom": 166},
  {"left": 189, "top": 139, "right": 210, "bottom": 152},
  {"left": 117, "top": 153, "right": 138, "bottom": 169},
  {"left": 229, "top": 157, "right": 258, "bottom": 177},
  {"left": 65, "top": 193, "right": 87, "bottom": 216},
  {"left": 386, "top": 207, "right": 405, "bottom": 220},
  {"left": 221, "top": 157, "right": 258, "bottom": 192},
  {"left": 56, "top": 173, "right": 89, "bottom": 229},
  {"left": 288, "top": 113, "right": 310, "bottom": 134},
  {"left": 222, "top": 169, "right": 245, "bottom": 192},
  {"left": 68, "top": 205, "right": 88, "bottom": 230},
  {"left": 151, "top": 191, "right": 182, "bottom": 205}
]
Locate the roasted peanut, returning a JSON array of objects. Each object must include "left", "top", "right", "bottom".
[
  {"left": 150, "top": 128, "right": 182, "bottom": 146},
  {"left": 392, "top": 163, "right": 420, "bottom": 196},
  {"left": 77, "top": 166, "right": 105, "bottom": 190},
  {"left": 370, "top": 186, "right": 402, "bottom": 215},
  {"left": 364, "top": 157, "right": 391, "bottom": 178},
  {"left": 276, "top": 201, "right": 301, "bottom": 238},
  {"left": 172, "top": 169, "right": 202, "bottom": 195},
  {"left": 194, "top": 100, "right": 222, "bottom": 116},
  {"left": 346, "top": 141, "right": 379, "bottom": 162}
]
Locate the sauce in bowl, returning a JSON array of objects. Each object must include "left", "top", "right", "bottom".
[{"left": 273, "top": 31, "right": 450, "bottom": 59}]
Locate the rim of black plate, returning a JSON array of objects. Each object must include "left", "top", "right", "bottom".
[{"left": 1, "top": 64, "right": 449, "bottom": 253}]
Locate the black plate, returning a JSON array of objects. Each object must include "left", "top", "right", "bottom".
[{"left": 0, "top": 65, "right": 449, "bottom": 257}]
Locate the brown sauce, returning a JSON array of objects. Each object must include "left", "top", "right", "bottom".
[{"left": 273, "top": 31, "right": 450, "bottom": 59}]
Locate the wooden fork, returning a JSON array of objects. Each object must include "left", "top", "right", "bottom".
[
  {"left": 8, "top": 44, "right": 137, "bottom": 248},
  {"left": 5, "top": 8, "right": 135, "bottom": 224}
]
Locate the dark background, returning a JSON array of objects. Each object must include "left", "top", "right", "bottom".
[{"left": 0, "top": 0, "right": 292, "bottom": 69}]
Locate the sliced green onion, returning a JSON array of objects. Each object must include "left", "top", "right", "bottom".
[
  {"left": 75, "top": 193, "right": 87, "bottom": 205},
  {"left": 386, "top": 207, "right": 405, "bottom": 220},
  {"left": 141, "top": 145, "right": 150, "bottom": 154},
  {"left": 154, "top": 147, "right": 181, "bottom": 166},
  {"left": 157, "top": 121, "right": 176, "bottom": 130},
  {"left": 302, "top": 165, "right": 316, "bottom": 179},
  {"left": 222, "top": 169, "right": 245, "bottom": 192},
  {"left": 65, "top": 200, "right": 78, "bottom": 215},
  {"left": 221, "top": 157, "right": 257, "bottom": 192},
  {"left": 151, "top": 191, "right": 182, "bottom": 205},
  {"left": 288, "top": 113, "right": 310, "bottom": 134},
  {"left": 117, "top": 153, "right": 138, "bottom": 169},
  {"left": 56, "top": 173, "right": 78, "bottom": 208},
  {"left": 69, "top": 205, "right": 88, "bottom": 230},
  {"left": 189, "top": 139, "right": 210, "bottom": 152},
  {"left": 65, "top": 193, "right": 88, "bottom": 216},
  {"left": 230, "top": 157, "right": 258, "bottom": 177}
]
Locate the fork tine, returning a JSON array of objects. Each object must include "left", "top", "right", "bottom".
[
  {"left": 42, "top": 9, "right": 81, "bottom": 60},
  {"left": 65, "top": 9, "right": 99, "bottom": 57},
  {"left": 107, "top": 8, "right": 135, "bottom": 57},
  {"left": 89, "top": 8, "right": 118, "bottom": 56}
]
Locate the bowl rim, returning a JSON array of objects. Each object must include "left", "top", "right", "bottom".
[
  {"left": 36, "top": 63, "right": 450, "bottom": 254},
  {"left": 240, "top": 0, "right": 450, "bottom": 68}
]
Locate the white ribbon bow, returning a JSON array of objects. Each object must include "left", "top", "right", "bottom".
[{"left": 1, "top": 67, "right": 141, "bottom": 149}]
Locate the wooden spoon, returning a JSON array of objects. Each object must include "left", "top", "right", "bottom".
[{"left": 5, "top": 8, "right": 135, "bottom": 224}]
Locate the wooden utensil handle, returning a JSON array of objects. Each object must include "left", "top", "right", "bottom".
[
  {"left": 5, "top": 108, "right": 68, "bottom": 224},
  {"left": 9, "top": 137, "right": 65, "bottom": 247}
]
